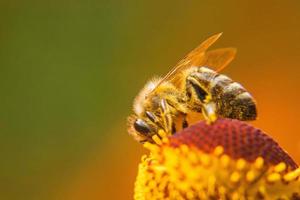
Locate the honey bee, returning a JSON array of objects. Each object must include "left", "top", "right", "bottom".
[{"left": 128, "top": 33, "right": 257, "bottom": 143}]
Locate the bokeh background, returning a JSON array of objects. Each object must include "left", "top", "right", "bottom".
[{"left": 1, "top": 1, "right": 300, "bottom": 199}]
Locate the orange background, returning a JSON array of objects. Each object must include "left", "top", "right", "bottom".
[{"left": 0, "top": 1, "right": 300, "bottom": 200}]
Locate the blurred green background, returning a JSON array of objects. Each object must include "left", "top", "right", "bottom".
[{"left": 1, "top": 1, "right": 300, "bottom": 199}]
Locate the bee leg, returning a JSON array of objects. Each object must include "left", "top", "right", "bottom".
[
  {"left": 145, "top": 111, "right": 166, "bottom": 135},
  {"left": 182, "top": 115, "right": 189, "bottom": 129},
  {"left": 202, "top": 99, "right": 217, "bottom": 124},
  {"left": 159, "top": 99, "right": 174, "bottom": 135},
  {"left": 186, "top": 76, "right": 218, "bottom": 124},
  {"left": 145, "top": 111, "right": 159, "bottom": 124}
]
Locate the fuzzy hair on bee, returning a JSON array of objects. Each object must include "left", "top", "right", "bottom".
[
  {"left": 133, "top": 77, "right": 162, "bottom": 116},
  {"left": 128, "top": 33, "right": 257, "bottom": 143}
]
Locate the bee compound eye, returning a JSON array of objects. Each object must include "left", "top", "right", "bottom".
[{"left": 134, "top": 119, "right": 151, "bottom": 135}]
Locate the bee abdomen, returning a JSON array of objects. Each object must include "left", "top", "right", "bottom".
[
  {"left": 226, "top": 91, "right": 257, "bottom": 120},
  {"left": 211, "top": 75, "right": 257, "bottom": 121},
  {"left": 223, "top": 82, "right": 246, "bottom": 95}
]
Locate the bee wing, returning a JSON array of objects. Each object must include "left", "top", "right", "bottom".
[
  {"left": 201, "top": 47, "right": 237, "bottom": 72},
  {"left": 156, "top": 33, "right": 223, "bottom": 86},
  {"left": 166, "top": 47, "right": 237, "bottom": 88},
  {"left": 150, "top": 33, "right": 236, "bottom": 92}
]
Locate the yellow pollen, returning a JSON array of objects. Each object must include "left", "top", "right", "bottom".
[
  {"left": 232, "top": 192, "right": 240, "bottom": 200},
  {"left": 152, "top": 135, "right": 162, "bottom": 145},
  {"left": 158, "top": 129, "right": 169, "bottom": 143},
  {"left": 180, "top": 145, "right": 189, "bottom": 153},
  {"left": 208, "top": 175, "right": 216, "bottom": 195},
  {"left": 259, "top": 185, "right": 266, "bottom": 195},
  {"left": 284, "top": 168, "right": 300, "bottom": 182},
  {"left": 246, "top": 170, "right": 256, "bottom": 182},
  {"left": 230, "top": 171, "right": 241, "bottom": 183},
  {"left": 214, "top": 146, "right": 224, "bottom": 156},
  {"left": 236, "top": 158, "right": 246, "bottom": 170},
  {"left": 267, "top": 172, "right": 281, "bottom": 182},
  {"left": 204, "top": 94, "right": 212, "bottom": 103},
  {"left": 274, "top": 162, "right": 286, "bottom": 173},
  {"left": 187, "top": 151, "right": 198, "bottom": 164},
  {"left": 141, "top": 154, "right": 147, "bottom": 161},
  {"left": 158, "top": 129, "right": 167, "bottom": 138},
  {"left": 186, "top": 191, "right": 194, "bottom": 199},
  {"left": 153, "top": 165, "right": 166, "bottom": 172},
  {"left": 254, "top": 157, "right": 264, "bottom": 169},
  {"left": 148, "top": 180, "right": 156, "bottom": 188},
  {"left": 135, "top": 139, "right": 300, "bottom": 199},
  {"left": 200, "top": 154, "right": 210, "bottom": 166},
  {"left": 143, "top": 142, "right": 159, "bottom": 152},
  {"left": 218, "top": 186, "right": 226, "bottom": 195},
  {"left": 162, "top": 137, "right": 169, "bottom": 143},
  {"left": 220, "top": 154, "right": 230, "bottom": 168}
]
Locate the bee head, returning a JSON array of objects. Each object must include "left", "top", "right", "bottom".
[
  {"left": 127, "top": 115, "right": 156, "bottom": 143},
  {"left": 133, "top": 77, "right": 161, "bottom": 116}
]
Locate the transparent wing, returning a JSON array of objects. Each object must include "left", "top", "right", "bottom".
[
  {"left": 158, "top": 33, "right": 223, "bottom": 85},
  {"left": 168, "top": 47, "right": 237, "bottom": 87},
  {"left": 151, "top": 33, "right": 236, "bottom": 92},
  {"left": 200, "top": 47, "right": 237, "bottom": 72}
]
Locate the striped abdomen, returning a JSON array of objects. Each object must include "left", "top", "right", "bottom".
[{"left": 209, "top": 73, "right": 257, "bottom": 120}]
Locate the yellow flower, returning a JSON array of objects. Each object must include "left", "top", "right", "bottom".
[{"left": 134, "top": 119, "right": 300, "bottom": 200}]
